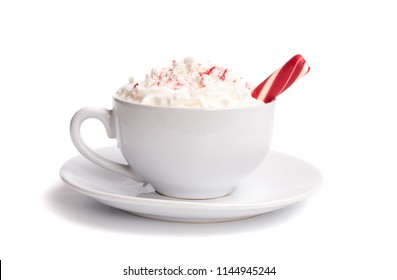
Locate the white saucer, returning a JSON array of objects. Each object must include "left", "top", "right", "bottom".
[{"left": 60, "top": 147, "right": 322, "bottom": 223}]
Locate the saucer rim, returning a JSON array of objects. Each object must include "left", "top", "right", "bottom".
[{"left": 60, "top": 148, "right": 322, "bottom": 211}]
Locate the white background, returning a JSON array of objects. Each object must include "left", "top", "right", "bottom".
[{"left": 1, "top": 0, "right": 396, "bottom": 279}]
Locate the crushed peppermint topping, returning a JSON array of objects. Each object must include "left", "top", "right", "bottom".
[{"left": 116, "top": 57, "right": 262, "bottom": 108}]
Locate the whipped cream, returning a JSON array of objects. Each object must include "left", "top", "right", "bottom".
[{"left": 116, "top": 57, "right": 262, "bottom": 108}]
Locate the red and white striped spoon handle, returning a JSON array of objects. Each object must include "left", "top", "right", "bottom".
[{"left": 252, "top": 54, "right": 310, "bottom": 103}]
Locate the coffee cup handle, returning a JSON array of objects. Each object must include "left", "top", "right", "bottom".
[{"left": 70, "top": 107, "right": 146, "bottom": 183}]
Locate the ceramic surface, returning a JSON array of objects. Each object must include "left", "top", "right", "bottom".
[
  {"left": 60, "top": 147, "right": 322, "bottom": 223},
  {"left": 70, "top": 98, "right": 275, "bottom": 199}
]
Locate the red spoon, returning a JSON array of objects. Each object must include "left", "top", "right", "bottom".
[{"left": 252, "top": 54, "right": 310, "bottom": 103}]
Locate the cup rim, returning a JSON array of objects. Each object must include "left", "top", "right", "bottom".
[{"left": 112, "top": 94, "right": 275, "bottom": 112}]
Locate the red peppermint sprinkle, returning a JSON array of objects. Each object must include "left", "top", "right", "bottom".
[
  {"left": 200, "top": 66, "right": 217, "bottom": 76},
  {"left": 220, "top": 69, "right": 228, "bottom": 81}
]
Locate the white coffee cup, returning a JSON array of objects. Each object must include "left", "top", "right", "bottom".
[{"left": 70, "top": 96, "right": 276, "bottom": 199}]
